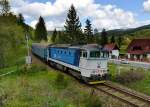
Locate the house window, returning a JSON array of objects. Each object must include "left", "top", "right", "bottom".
[{"left": 133, "top": 46, "right": 142, "bottom": 51}]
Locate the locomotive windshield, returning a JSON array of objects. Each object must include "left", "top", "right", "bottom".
[
  {"left": 90, "top": 51, "right": 100, "bottom": 58},
  {"left": 90, "top": 51, "right": 108, "bottom": 58}
]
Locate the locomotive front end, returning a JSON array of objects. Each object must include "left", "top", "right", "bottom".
[{"left": 79, "top": 44, "right": 109, "bottom": 84}]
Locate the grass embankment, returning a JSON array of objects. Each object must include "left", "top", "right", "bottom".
[
  {"left": 109, "top": 63, "right": 150, "bottom": 95},
  {"left": 0, "top": 65, "right": 102, "bottom": 107}
]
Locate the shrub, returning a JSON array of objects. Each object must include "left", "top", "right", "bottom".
[
  {"left": 115, "top": 70, "right": 145, "bottom": 84},
  {"left": 28, "top": 64, "right": 47, "bottom": 73},
  {"left": 15, "top": 64, "right": 47, "bottom": 75},
  {"left": 55, "top": 73, "right": 68, "bottom": 89},
  {"left": 85, "top": 95, "right": 102, "bottom": 107},
  {"left": 46, "top": 96, "right": 66, "bottom": 107}
]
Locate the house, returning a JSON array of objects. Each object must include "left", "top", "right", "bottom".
[
  {"left": 127, "top": 39, "right": 150, "bottom": 61},
  {"left": 104, "top": 43, "right": 119, "bottom": 59}
]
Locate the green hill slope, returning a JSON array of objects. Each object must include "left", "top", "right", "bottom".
[
  {"left": 106, "top": 24, "right": 150, "bottom": 38},
  {"left": 0, "top": 15, "right": 29, "bottom": 68}
]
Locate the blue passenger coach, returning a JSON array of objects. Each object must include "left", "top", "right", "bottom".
[{"left": 32, "top": 43, "right": 48, "bottom": 60}]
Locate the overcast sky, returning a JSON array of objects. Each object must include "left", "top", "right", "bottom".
[{"left": 9, "top": 0, "right": 150, "bottom": 31}]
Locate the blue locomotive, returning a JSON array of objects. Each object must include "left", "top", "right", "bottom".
[{"left": 32, "top": 43, "right": 109, "bottom": 84}]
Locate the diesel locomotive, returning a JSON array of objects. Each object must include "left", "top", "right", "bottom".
[{"left": 31, "top": 43, "right": 109, "bottom": 84}]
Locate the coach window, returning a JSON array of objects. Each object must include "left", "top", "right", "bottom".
[
  {"left": 69, "top": 51, "right": 71, "bottom": 55},
  {"left": 64, "top": 51, "right": 66, "bottom": 54}
]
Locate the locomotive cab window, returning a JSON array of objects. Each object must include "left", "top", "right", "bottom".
[
  {"left": 90, "top": 51, "right": 100, "bottom": 58},
  {"left": 102, "top": 52, "right": 109, "bottom": 58},
  {"left": 82, "top": 51, "right": 87, "bottom": 58}
]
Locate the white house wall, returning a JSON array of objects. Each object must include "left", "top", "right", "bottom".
[{"left": 112, "top": 50, "right": 119, "bottom": 58}]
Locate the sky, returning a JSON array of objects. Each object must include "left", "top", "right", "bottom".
[{"left": 9, "top": 0, "right": 150, "bottom": 31}]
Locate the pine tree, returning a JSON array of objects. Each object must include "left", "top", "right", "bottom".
[
  {"left": 94, "top": 28, "right": 98, "bottom": 35},
  {"left": 110, "top": 35, "right": 115, "bottom": 43},
  {"left": 35, "top": 16, "right": 47, "bottom": 41},
  {"left": 64, "top": 5, "right": 82, "bottom": 44},
  {"left": 55, "top": 31, "right": 67, "bottom": 44},
  {"left": 101, "top": 29, "right": 108, "bottom": 46},
  {"left": 117, "top": 36, "right": 122, "bottom": 48},
  {"left": 84, "top": 19, "right": 93, "bottom": 43},
  {"left": 0, "top": 0, "right": 10, "bottom": 16},
  {"left": 51, "top": 28, "right": 57, "bottom": 43},
  {"left": 17, "top": 13, "right": 24, "bottom": 25}
]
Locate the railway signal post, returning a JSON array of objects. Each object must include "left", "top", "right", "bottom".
[{"left": 25, "top": 33, "right": 31, "bottom": 65}]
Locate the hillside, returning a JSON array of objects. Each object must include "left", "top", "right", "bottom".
[
  {"left": 0, "top": 15, "right": 32, "bottom": 68},
  {"left": 106, "top": 24, "right": 150, "bottom": 38}
]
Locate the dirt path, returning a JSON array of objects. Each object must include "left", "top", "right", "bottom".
[{"left": 31, "top": 53, "right": 52, "bottom": 70}]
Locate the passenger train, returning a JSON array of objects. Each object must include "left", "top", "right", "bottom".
[{"left": 31, "top": 43, "right": 109, "bottom": 84}]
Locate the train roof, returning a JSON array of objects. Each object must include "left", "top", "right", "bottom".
[
  {"left": 49, "top": 44, "right": 72, "bottom": 48},
  {"left": 50, "top": 44, "right": 105, "bottom": 51},
  {"left": 32, "top": 43, "right": 49, "bottom": 48},
  {"left": 33, "top": 43, "right": 108, "bottom": 51}
]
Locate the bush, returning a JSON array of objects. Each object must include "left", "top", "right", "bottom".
[
  {"left": 46, "top": 96, "right": 66, "bottom": 107},
  {"left": 85, "top": 95, "right": 102, "bottom": 107},
  {"left": 28, "top": 64, "right": 47, "bottom": 73},
  {"left": 15, "top": 64, "right": 47, "bottom": 75},
  {"left": 55, "top": 73, "right": 68, "bottom": 89},
  {"left": 115, "top": 70, "right": 145, "bottom": 84}
]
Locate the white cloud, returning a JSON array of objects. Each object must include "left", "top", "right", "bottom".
[
  {"left": 30, "top": 20, "right": 38, "bottom": 29},
  {"left": 143, "top": 0, "right": 150, "bottom": 12},
  {"left": 9, "top": 0, "right": 146, "bottom": 31}
]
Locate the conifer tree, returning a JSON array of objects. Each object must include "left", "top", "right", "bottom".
[
  {"left": 64, "top": 5, "right": 82, "bottom": 44},
  {"left": 84, "top": 19, "right": 93, "bottom": 43},
  {"left": 117, "top": 36, "right": 122, "bottom": 48},
  {"left": 101, "top": 29, "right": 108, "bottom": 46},
  {"left": 94, "top": 28, "right": 98, "bottom": 35},
  {"left": 17, "top": 13, "right": 24, "bottom": 25},
  {"left": 110, "top": 35, "right": 115, "bottom": 43},
  {"left": 35, "top": 16, "right": 47, "bottom": 41},
  {"left": 51, "top": 28, "right": 57, "bottom": 43}
]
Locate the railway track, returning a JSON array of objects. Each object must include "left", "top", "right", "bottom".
[{"left": 94, "top": 81, "right": 150, "bottom": 107}]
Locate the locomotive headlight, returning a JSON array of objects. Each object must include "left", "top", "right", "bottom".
[
  {"left": 97, "top": 62, "right": 101, "bottom": 68},
  {"left": 97, "top": 65, "right": 100, "bottom": 68},
  {"left": 92, "top": 70, "right": 96, "bottom": 73}
]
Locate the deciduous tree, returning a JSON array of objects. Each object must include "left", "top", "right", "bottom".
[{"left": 0, "top": 0, "right": 10, "bottom": 16}]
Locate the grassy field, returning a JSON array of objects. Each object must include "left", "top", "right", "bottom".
[
  {"left": 109, "top": 63, "right": 150, "bottom": 95},
  {"left": 0, "top": 63, "right": 134, "bottom": 107},
  {"left": 0, "top": 65, "right": 103, "bottom": 107}
]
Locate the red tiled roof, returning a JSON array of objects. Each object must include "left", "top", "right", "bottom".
[
  {"left": 104, "top": 43, "right": 119, "bottom": 51},
  {"left": 128, "top": 50, "right": 145, "bottom": 55},
  {"left": 127, "top": 38, "right": 150, "bottom": 54}
]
